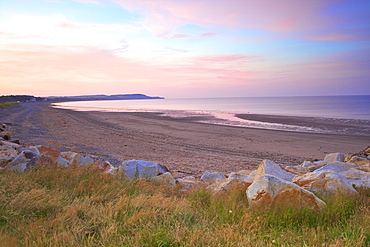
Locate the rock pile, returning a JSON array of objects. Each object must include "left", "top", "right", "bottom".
[{"left": 1, "top": 122, "right": 369, "bottom": 211}]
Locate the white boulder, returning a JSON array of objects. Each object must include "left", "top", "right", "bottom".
[
  {"left": 292, "top": 169, "right": 358, "bottom": 198},
  {"left": 119, "top": 160, "right": 169, "bottom": 178},
  {"left": 247, "top": 175, "right": 326, "bottom": 210},
  {"left": 200, "top": 171, "right": 226, "bottom": 183},
  {"left": 253, "top": 159, "right": 295, "bottom": 182},
  {"left": 324, "top": 153, "right": 344, "bottom": 163}
]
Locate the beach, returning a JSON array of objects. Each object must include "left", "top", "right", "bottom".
[{"left": 2, "top": 102, "right": 369, "bottom": 177}]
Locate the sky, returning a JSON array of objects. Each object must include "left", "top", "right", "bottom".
[{"left": 0, "top": 0, "right": 369, "bottom": 98}]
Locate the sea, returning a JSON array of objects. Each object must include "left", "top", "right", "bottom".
[{"left": 54, "top": 95, "right": 370, "bottom": 136}]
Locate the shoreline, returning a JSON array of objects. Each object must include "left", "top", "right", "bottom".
[
  {"left": 53, "top": 102, "right": 370, "bottom": 137},
  {"left": 2, "top": 102, "right": 369, "bottom": 176}
]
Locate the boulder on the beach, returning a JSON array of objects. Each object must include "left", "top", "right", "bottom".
[
  {"left": 324, "top": 153, "right": 344, "bottom": 163},
  {"left": 0, "top": 145, "right": 18, "bottom": 166},
  {"left": 247, "top": 175, "right": 326, "bottom": 210},
  {"left": 228, "top": 170, "right": 255, "bottom": 183},
  {"left": 292, "top": 169, "right": 358, "bottom": 198},
  {"left": 253, "top": 159, "right": 295, "bottom": 182},
  {"left": 176, "top": 177, "right": 207, "bottom": 192},
  {"left": 200, "top": 171, "right": 226, "bottom": 183},
  {"left": 5, "top": 150, "right": 39, "bottom": 173},
  {"left": 364, "top": 147, "right": 370, "bottom": 156},
  {"left": 301, "top": 160, "right": 328, "bottom": 172},
  {"left": 349, "top": 160, "right": 370, "bottom": 172},
  {"left": 35, "top": 145, "right": 61, "bottom": 164},
  {"left": 315, "top": 162, "right": 361, "bottom": 173},
  {"left": 151, "top": 172, "right": 176, "bottom": 187},
  {"left": 98, "top": 161, "right": 117, "bottom": 175},
  {"left": 282, "top": 165, "right": 310, "bottom": 175},
  {"left": 119, "top": 160, "right": 169, "bottom": 178},
  {"left": 339, "top": 168, "right": 370, "bottom": 188},
  {"left": 57, "top": 151, "right": 94, "bottom": 167},
  {"left": 207, "top": 177, "right": 251, "bottom": 195}
]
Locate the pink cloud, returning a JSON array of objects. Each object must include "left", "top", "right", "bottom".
[
  {"left": 193, "top": 54, "right": 260, "bottom": 64},
  {"left": 0, "top": 44, "right": 255, "bottom": 97},
  {"left": 169, "top": 32, "right": 217, "bottom": 39},
  {"left": 110, "top": 0, "right": 341, "bottom": 34}
]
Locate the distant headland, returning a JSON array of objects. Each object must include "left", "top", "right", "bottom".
[{"left": 0, "top": 94, "right": 164, "bottom": 103}]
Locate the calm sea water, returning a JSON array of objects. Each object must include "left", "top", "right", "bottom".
[{"left": 54, "top": 95, "right": 370, "bottom": 135}]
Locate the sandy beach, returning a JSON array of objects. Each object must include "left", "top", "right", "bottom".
[{"left": 1, "top": 102, "right": 369, "bottom": 177}]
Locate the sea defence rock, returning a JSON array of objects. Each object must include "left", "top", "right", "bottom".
[
  {"left": 301, "top": 161, "right": 328, "bottom": 172},
  {"left": 4, "top": 150, "right": 39, "bottom": 173},
  {"left": 324, "top": 153, "right": 344, "bottom": 163},
  {"left": 315, "top": 162, "right": 361, "bottom": 173},
  {"left": 176, "top": 177, "right": 207, "bottom": 192},
  {"left": 339, "top": 168, "right": 370, "bottom": 188},
  {"left": 292, "top": 169, "right": 358, "bottom": 198},
  {"left": 119, "top": 160, "right": 169, "bottom": 178},
  {"left": 57, "top": 151, "right": 94, "bottom": 167},
  {"left": 228, "top": 170, "right": 255, "bottom": 183},
  {"left": 151, "top": 172, "right": 176, "bottom": 187},
  {"left": 253, "top": 159, "right": 295, "bottom": 182},
  {"left": 207, "top": 177, "right": 251, "bottom": 195},
  {"left": 36, "top": 145, "right": 61, "bottom": 164},
  {"left": 247, "top": 175, "right": 326, "bottom": 210},
  {"left": 0, "top": 145, "right": 18, "bottom": 166},
  {"left": 200, "top": 171, "right": 226, "bottom": 183}
]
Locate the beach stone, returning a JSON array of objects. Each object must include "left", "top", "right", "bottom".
[
  {"left": 0, "top": 145, "right": 18, "bottom": 166},
  {"left": 364, "top": 147, "right": 370, "bottom": 156},
  {"left": 347, "top": 155, "right": 368, "bottom": 162},
  {"left": 301, "top": 161, "right": 328, "bottom": 172},
  {"left": 119, "top": 160, "right": 169, "bottom": 178},
  {"left": 57, "top": 152, "right": 94, "bottom": 167},
  {"left": 324, "top": 153, "right": 344, "bottom": 163},
  {"left": 253, "top": 159, "right": 295, "bottom": 182},
  {"left": 247, "top": 175, "right": 326, "bottom": 210},
  {"left": 97, "top": 161, "right": 117, "bottom": 175},
  {"left": 315, "top": 162, "right": 361, "bottom": 173},
  {"left": 349, "top": 160, "right": 370, "bottom": 172},
  {"left": 5, "top": 150, "right": 39, "bottom": 172},
  {"left": 228, "top": 170, "right": 255, "bottom": 183},
  {"left": 151, "top": 172, "right": 176, "bottom": 187},
  {"left": 176, "top": 178, "right": 207, "bottom": 192},
  {"left": 5, "top": 163, "right": 28, "bottom": 173},
  {"left": 201, "top": 171, "right": 226, "bottom": 183},
  {"left": 36, "top": 145, "right": 61, "bottom": 164},
  {"left": 292, "top": 169, "right": 358, "bottom": 198},
  {"left": 207, "top": 177, "right": 251, "bottom": 195},
  {"left": 283, "top": 165, "right": 310, "bottom": 175},
  {"left": 339, "top": 168, "right": 370, "bottom": 188}
]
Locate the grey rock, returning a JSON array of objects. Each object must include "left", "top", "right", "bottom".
[
  {"left": 119, "top": 160, "right": 169, "bottom": 178},
  {"left": 200, "top": 171, "right": 226, "bottom": 183},
  {"left": 324, "top": 153, "right": 344, "bottom": 163}
]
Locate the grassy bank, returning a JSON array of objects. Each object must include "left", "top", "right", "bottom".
[
  {"left": 0, "top": 165, "right": 369, "bottom": 246},
  {"left": 0, "top": 102, "right": 19, "bottom": 109}
]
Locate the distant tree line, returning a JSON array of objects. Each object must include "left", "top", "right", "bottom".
[{"left": 0, "top": 95, "right": 45, "bottom": 102}]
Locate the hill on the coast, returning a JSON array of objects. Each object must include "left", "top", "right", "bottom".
[
  {"left": 48, "top": 93, "right": 164, "bottom": 102},
  {"left": 1, "top": 94, "right": 164, "bottom": 103}
]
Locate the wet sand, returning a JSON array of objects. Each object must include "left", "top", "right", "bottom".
[{"left": 1, "top": 102, "right": 369, "bottom": 176}]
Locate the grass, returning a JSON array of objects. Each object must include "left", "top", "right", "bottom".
[
  {"left": 0, "top": 102, "right": 19, "bottom": 109},
  {"left": 0, "top": 165, "right": 369, "bottom": 246}
]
